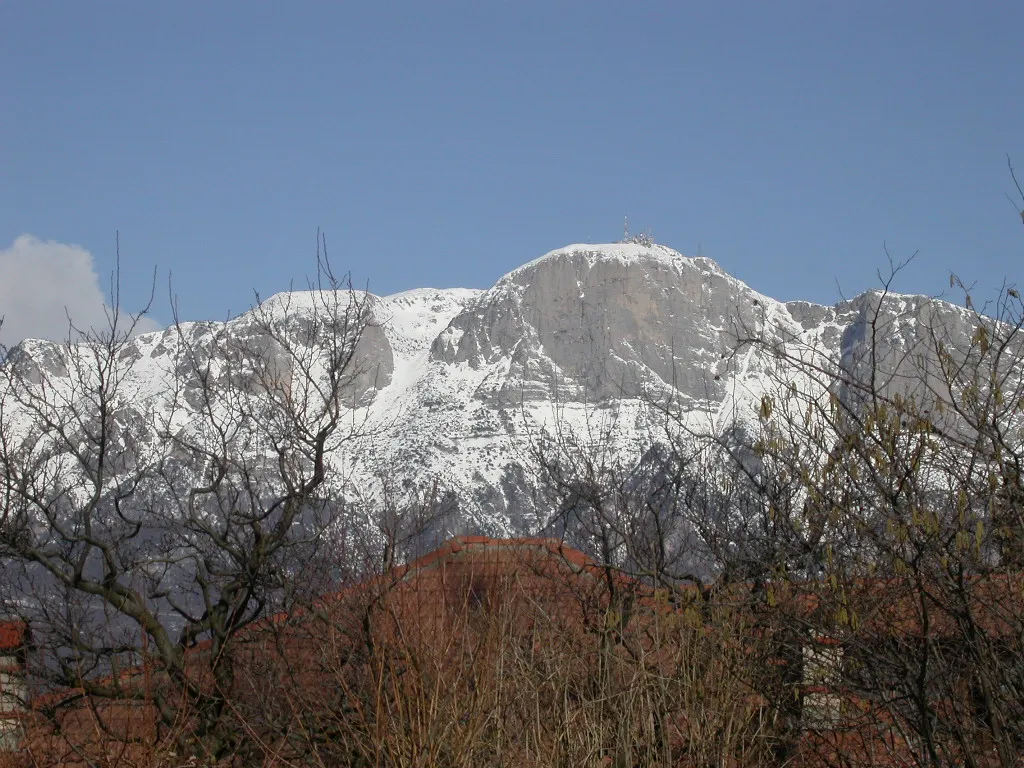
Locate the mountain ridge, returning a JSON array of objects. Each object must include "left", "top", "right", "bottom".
[{"left": 4, "top": 242, "right": 974, "bottom": 535}]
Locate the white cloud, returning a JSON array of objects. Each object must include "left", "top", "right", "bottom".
[{"left": 0, "top": 235, "right": 160, "bottom": 347}]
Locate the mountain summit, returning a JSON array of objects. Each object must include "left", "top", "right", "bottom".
[{"left": 5, "top": 242, "right": 975, "bottom": 535}]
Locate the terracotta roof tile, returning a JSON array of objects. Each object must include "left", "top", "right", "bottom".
[{"left": 0, "top": 621, "right": 25, "bottom": 652}]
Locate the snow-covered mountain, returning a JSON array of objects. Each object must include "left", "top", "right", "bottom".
[{"left": 3, "top": 242, "right": 982, "bottom": 536}]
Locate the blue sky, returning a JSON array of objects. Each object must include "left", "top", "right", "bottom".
[{"left": 1, "top": 2, "right": 1022, "bottom": 339}]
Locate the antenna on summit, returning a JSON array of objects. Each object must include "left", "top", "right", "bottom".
[{"left": 622, "top": 216, "right": 630, "bottom": 242}]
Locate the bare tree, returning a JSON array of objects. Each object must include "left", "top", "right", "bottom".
[
  {"left": 531, "top": 201, "right": 1024, "bottom": 765},
  {"left": 723, "top": 249, "right": 1024, "bottom": 766},
  {"left": 0, "top": 235, "right": 379, "bottom": 762}
]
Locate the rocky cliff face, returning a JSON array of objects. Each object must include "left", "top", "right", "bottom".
[{"left": 2, "top": 243, "right": 986, "bottom": 535}]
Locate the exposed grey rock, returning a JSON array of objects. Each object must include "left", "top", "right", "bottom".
[{"left": 2, "top": 243, "right": 1002, "bottom": 536}]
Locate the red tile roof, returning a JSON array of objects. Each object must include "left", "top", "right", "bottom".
[{"left": 0, "top": 621, "right": 25, "bottom": 652}]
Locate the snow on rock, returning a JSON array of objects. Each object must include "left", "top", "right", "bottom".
[{"left": 1, "top": 243, "right": 984, "bottom": 536}]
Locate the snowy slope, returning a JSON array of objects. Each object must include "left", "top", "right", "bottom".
[{"left": 2, "top": 243, "right": 986, "bottom": 536}]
